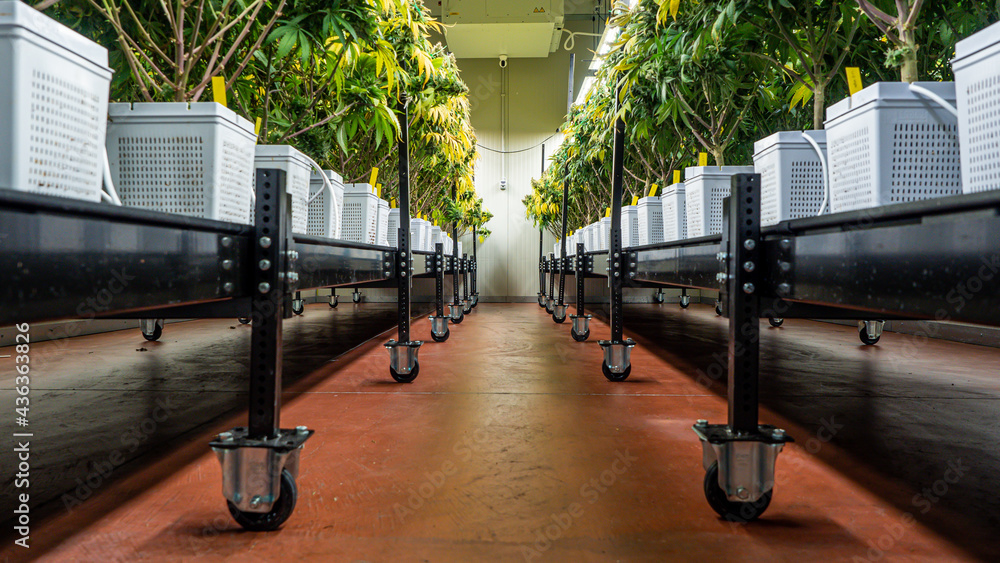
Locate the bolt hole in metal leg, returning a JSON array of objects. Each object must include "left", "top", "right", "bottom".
[
  {"left": 141, "top": 318, "right": 164, "bottom": 341},
  {"left": 859, "top": 320, "right": 885, "bottom": 345}
]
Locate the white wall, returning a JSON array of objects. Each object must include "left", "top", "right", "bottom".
[{"left": 454, "top": 21, "right": 597, "bottom": 301}]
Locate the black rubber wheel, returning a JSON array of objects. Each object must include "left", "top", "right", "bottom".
[
  {"left": 571, "top": 329, "right": 590, "bottom": 342},
  {"left": 390, "top": 360, "right": 419, "bottom": 383},
  {"left": 329, "top": 296, "right": 338, "bottom": 308},
  {"left": 654, "top": 294, "right": 664, "bottom": 304},
  {"left": 768, "top": 317, "right": 784, "bottom": 328},
  {"left": 472, "top": 296, "right": 479, "bottom": 308},
  {"left": 142, "top": 323, "right": 163, "bottom": 342},
  {"left": 703, "top": 462, "right": 771, "bottom": 523},
  {"left": 715, "top": 302, "right": 723, "bottom": 316},
  {"left": 353, "top": 293, "right": 361, "bottom": 303},
  {"left": 552, "top": 312, "right": 567, "bottom": 324},
  {"left": 859, "top": 325, "right": 881, "bottom": 345},
  {"left": 463, "top": 305, "right": 472, "bottom": 315},
  {"left": 431, "top": 329, "right": 450, "bottom": 343},
  {"left": 452, "top": 312, "right": 464, "bottom": 324},
  {"left": 227, "top": 469, "right": 297, "bottom": 531},
  {"left": 679, "top": 299, "right": 690, "bottom": 309},
  {"left": 538, "top": 295, "right": 545, "bottom": 307},
  {"left": 291, "top": 300, "right": 304, "bottom": 316},
  {"left": 238, "top": 317, "right": 251, "bottom": 325},
  {"left": 602, "top": 361, "right": 631, "bottom": 382}
]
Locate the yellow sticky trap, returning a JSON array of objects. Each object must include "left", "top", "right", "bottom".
[
  {"left": 376, "top": 183, "right": 383, "bottom": 198},
  {"left": 212, "top": 76, "right": 227, "bottom": 107},
  {"left": 631, "top": 195, "right": 639, "bottom": 206},
  {"left": 369, "top": 167, "right": 379, "bottom": 187},
  {"left": 673, "top": 170, "right": 681, "bottom": 184},
  {"left": 698, "top": 153, "right": 708, "bottom": 167},
  {"left": 649, "top": 184, "right": 659, "bottom": 197},
  {"left": 605, "top": 207, "right": 611, "bottom": 218},
  {"left": 390, "top": 198, "right": 397, "bottom": 209},
  {"left": 254, "top": 117, "right": 262, "bottom": 136},
  {"left": 846, "top": 67, "right": 863, "bottom": 95}
]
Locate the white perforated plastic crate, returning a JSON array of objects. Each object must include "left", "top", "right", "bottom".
[
  {"left": 343, "top": 183, "right": 379, "bottom": 244},
  {"left": 582, "top": 225, "right": 593, "bottom": 252},
  {"left": 661, "top": 182, "right": 687, "bottom": 242},
  {"left": 637, "top": 196, "right": 663, "bottom": 245},
  {"left": 307, "top": 170, "right": 344, "bottom": 239},
  {"left": 825, "top": 82, "right": 961, "bottom": 212},
  {"left": 254, "top": 145, "right": 310, "bottom": 234},
  {"left": 599, "top": 217, "right": 611, "bottom": 251},
  {"left": 620, "top": 206, "right": 639, "bottom": 248},
  {"left": 386, "top": 208, "right": 399, "bottom": 247},
  {"left": 753, "top": 131, "right": 827, "bottom": 226},
  {"left": 376, "top": 198, "right": 389, "bottom": 246},
  {"left": 409, "top": 218, "right": 425, "bottom": 251},
  {"left": 422, "top": 221, "right": 433, "bottom": 252},
  {"left": 107, "top": 102, "right": 256, "bottom": 223},
  {"left": 954, "top": 22, "right": 1000, "bottom": 193},
  {"left": 685, "top": 166, "right": 755, "bottom": 237},
  {"left": 430, "top": 225, "right": 443, "bottom": 251},
  {"left": 0, "top": 2, "right": 112, "bottom": 202}
]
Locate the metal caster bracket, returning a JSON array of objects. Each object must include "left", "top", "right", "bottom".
[
  {"left": 544, "top": 297, "right": 554, "bottom": 314},
  {"left": 329, "top": 294, "right": 338, "bottom": 308},
  {"left": 680, "top": 295, "right": 691, "bottom": 308},
  {"left": 462, "top": 299, "right": 472, "bottom": 315},
  {"left": 385, "top": 339, "right": 423, "bottom": 381},
  {"left": 598, "top": 338, "right": 635, "bottom": 374},
  {"left": 471, "top": 294, "right": 479, "bottom": 308},
  {"left": 141, "top": 318, "right": 164, "bottom": 341},
  {"left": 448, "top": 304, "right": 464, "bottom": 322},
  {"left": 692, "top": 421, "right": 792, "bottom": 504},
  {"left": 537, "top": 292, "right": 546, "bottom": 307},
  {"left": 552, "top": 303, "right": 567, "bottom": 323},
  {"left": 211, "top": 426, "right": 313, "bottom": 514},
  {"left": 429, "top": 315, "right": 449, "bottom": 339},
  {"left": 860, "top": 320, "right": 885, "bottom": 345}
]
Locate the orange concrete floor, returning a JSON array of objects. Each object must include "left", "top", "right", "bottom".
[{"left": 0, "top": 303, "right": 989, "bottom": 561}]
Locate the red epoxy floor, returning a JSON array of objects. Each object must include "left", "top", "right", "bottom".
[{"left": 1, "top": 304, "right": 985, "bottom": 561}]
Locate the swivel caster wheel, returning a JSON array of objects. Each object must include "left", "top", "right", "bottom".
[
  {"left": 859, "top": 325, "right": 881, "bottom": 345},
  {"left": 141, "top": 319, "right": 163, "bottom": 342},
  {"left": 227, "top": 469, "right": 297, "bottom": 531},
  {"left": 537, "top": 294, "right": 546, "bottom": 307},
  {"left": 602, "top": 361, "right": 631, "bottom": 382},
  {"left": 654, "top": 292, "right": 664, "bottom": 304},
  {"left": 715, "top": 302, "right": 723, "bottom": 316},
  {"left": 291, "top": 300, "right": 304, "bottom": 316},
  {"left": 352, "top": 292, "right": 361, "bottom": 304},
  {"left": 463, "top": 304, "right": 472, "bottom": 315},
  {"left": 703, "top": 462, "right": 771, "bottom": 522},
  {"left": 431, "top": 329, "right": 450, "bottom": 343},
  {"left": 452, "top": 312, "right": 464, "bottom": 324},
  {"left": 768, "top": 317, "right": 784, "bottom": 328},
  {"left": 679, "top": 296, "right": 691, "bottom": 309},
  {"left": 238, "top": 317, "right": 251, "bottom": 325},
  {"left": 329, "top": 295, "right": 338, "bottom": 308},
  {"left": 552, "top": 313, "right": 566, "bottom": 324},
  {"left": 471, "top": 295, "right": 479, "bottom": 308},
  {"left": 571, "top": 329, "right": 590, "bottom": 342},
  {"left": 390, "top": 360, "right": 419, "bottom": 383}
]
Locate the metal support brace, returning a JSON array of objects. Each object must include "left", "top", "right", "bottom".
[
  {"left": 693, "top": 174, "right": 792, "bottom": 521},
  {"left": 598, "top": 92, "right": 635, "bottom": 377},
  {"left": 210, "top": 168, "right": 313, "bottom": 527},
  {"left": 386, "top": 100, "right": 422, "bottom": 380}
]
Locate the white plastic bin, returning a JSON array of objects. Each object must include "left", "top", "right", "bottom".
[
  {"left": 422, "top": 221, "right": 433, "bottom": 252},
  {"left": 661, "top": 182, "right": 687, "bottom": 241},
  {"left": 0, "top": 1, "right": 112, "bottom": 202},
  {"left": 753, "top": 131, "right": 827, "bottom": 226},
  {"left": 386, "top": 208, "right": 399, "bottom": 247},
  {"left": 107, "top": 102, "right": 256, "bottom": 223},
  {"left": 620, "top": 205, "right": 639, "bottom": 248},
  {"left": 599, "top": 217, "right": 611, "bottom": 251},
  {"left": 307, "top": 170, "right": 344, "bottom": 239},
  {"left": 376, "top": 198, "right": 389, "bottom": 246},
  {"left": 254, "top": 145, "right": 311, "bottom": 234},
  {"left": 953, "top": 21, "right": 1000, "bottom": 193},
  {"left": 343, "top": 183, "right": 379, "bottom": 244},
  {"left": 685, "top": 166, "right": 755, "bottom": 237},
  {"left": 825, "top": 82, "right": 961, "bottom": 212},
  {"left": 637, "top": 196, "right": 663, "bottom": 245},
  {"left": 431, "top": 225, "right": 443, "bottom": 251}
]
